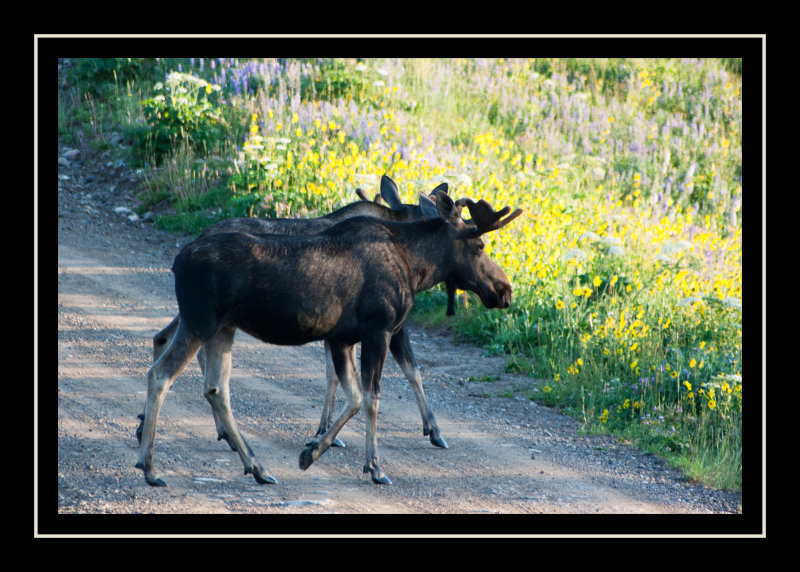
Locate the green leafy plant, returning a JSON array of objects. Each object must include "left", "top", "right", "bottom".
[{"left": 139, "top": 72, "right": 227, "bottom": 163}]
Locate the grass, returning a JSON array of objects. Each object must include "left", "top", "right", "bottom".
[{"left": 59, "top": 57, "right": 744, "bottom": 492}]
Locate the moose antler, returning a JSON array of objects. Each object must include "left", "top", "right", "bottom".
[
  {"left": 465, "top": 199, "right": 523, "bottom": 235},
  {"left": 356, "top": 187, "right": 385, "bottom": 205}
]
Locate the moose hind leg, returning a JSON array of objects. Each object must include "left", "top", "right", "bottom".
[
  {"left": 152, "top": 315, "right": 180, "bottom": 362},
  {"left": 138, "top": 320, "right": 237, "bottom": 451},
  {"left": 390, "top": 328, "right": 448, "bottom": 449},
  {"left": 203, "top": 327, "right": 276, "bottom": 485},
  {"left": 136, "top": 322, "right": 202, "bottom": 486}
]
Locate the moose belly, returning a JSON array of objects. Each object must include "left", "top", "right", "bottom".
[{"left": 236, "top": 303, "right": 344, "bottom": 345}]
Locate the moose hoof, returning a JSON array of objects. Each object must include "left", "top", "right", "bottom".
[
  {"left": 249, "top": 465, "right": 277, "bottom": 485},
  {"left": 146, "top": 475, "right": 167, "bottom": 487},
  {"left": 363, "top": 465, "right": 392, "bottom": 485},
  {"left": 430, "top": 433, "right": 449, "bottom": 449},
  {"left": 136, "top": 461, "right": 167, "bottom": 487},
  {"left": 299, "top": 445, "right": 317, "bottom": 471}
]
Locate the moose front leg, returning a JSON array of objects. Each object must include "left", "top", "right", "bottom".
[
  {"left": 445, "top": 278, "right": 457, "bottom": 316},
  {"left": 361, "top": 331, "right": 392, "bottom": 484},
  {"left": 389, "top": 327, "right": 447, "bottom": 449},
  {"left": 308, "top": 342, "right": 346, "bottom": 448},
  {"left": 300, "top": 342, "right": 362, "bottom": 471}
]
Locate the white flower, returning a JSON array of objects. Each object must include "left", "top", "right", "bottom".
[
  {"left": 453, "top": 173, "right": 473, "bottom": 188},
  {"left": 563, "top": 248, "right": 587, "bottom": 262},
  {"left": 721, "top": 296, "right": 742, "bottom": 310},
  {"left": 355, "top": 174, "right": 379, "bottom": 184},
  {"left": 607, "top": 245, "right": 626, "bottom": 257}
]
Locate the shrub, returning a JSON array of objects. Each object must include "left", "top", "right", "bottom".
[{"left": 138, "top": 72, "right": 227, "bottom": 163}]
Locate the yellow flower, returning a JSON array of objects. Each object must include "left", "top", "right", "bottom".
[
  {"left": 556, "top": 300, "right": 565, "bottom": 310},
  {"left": 690, "top": 359, "right": 697, "bottom": 368},
  {"left": 292, "top": 112, "right": 299, "bottom": 124},
  {"left": 593, "top": 276, "right": 602, "bottom": 287},
  {"left": 708, "top": 399, "right": 717, "bottom": 410},
  {"left": 573, "top": 287, "right": 583, "bottom": 296}
]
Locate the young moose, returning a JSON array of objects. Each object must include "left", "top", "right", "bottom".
[
  {"left": 145, "top": 176, "right": 451, "bottom": 450},
  {"left": 136, "top": 191, "right": 522, "bottom": 486}
]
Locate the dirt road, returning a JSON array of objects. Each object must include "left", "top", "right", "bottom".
[{"left": 51, "top": 140, "right": 744, "bottom": 536}]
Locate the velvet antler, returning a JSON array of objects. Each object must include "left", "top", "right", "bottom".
[
  {"left": 356, "top": 187, "right": 383, "bottom": 205},
  {"left": 465, "top": 199, "right": 523, "bottom": 235}
]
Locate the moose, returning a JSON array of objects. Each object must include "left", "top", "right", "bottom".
[
  {"left": 136, "top": 190, "right": 522, "bottom": 486},
  {"left": 143, "top": 176, "right": 451, "bottom": 451}
]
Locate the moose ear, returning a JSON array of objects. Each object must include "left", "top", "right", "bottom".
[
  {"left": 418, "top": 192, "right": 439, "bottom": 219},
  {"left": 434, "top": 190, "right": 460, "bottom": 224},
  {"left": 429, "top": 182, "right": 448, "bottom": 197},
  {"left": 380, "top": 175, "right": 404, "bottom": 210}
]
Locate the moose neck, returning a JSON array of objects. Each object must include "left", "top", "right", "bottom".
[{"left": 389, "top": 218, "right": 455, "bottom": 294}]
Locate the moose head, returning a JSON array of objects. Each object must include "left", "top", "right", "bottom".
[{"left": 419, "top": 191, "right": 522, "bottom": 310}]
